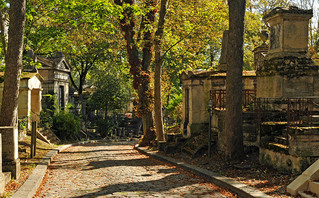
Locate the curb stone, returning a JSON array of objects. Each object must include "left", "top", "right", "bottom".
[
  {"left": 135, "top": 147, "right": 272, "bottom": 198},
  {"left": 11, "top": 144, "right": 71, "bottom": 198}
]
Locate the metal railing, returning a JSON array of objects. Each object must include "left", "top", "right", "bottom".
[
  {"left": 287, "top": 98, "right": 319, "bottom": 128},
  {"left": 210, "top": 89, "right": 256, "bottom": 110},
  {"left": 254, "top": 97, "right": 319, "bottom": 128}
]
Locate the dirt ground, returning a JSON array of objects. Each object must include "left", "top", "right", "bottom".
[{"left": 158, "top": 149, "right": 297, "bottom": 198}]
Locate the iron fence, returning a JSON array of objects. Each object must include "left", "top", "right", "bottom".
[
  {"left": 254, "top": 97, "right": 319, "bottom": 128},
  {"left": 210, "top": 89, "right": 256, "bottom": 110}
]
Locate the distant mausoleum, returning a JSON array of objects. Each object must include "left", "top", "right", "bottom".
[{"left": 37, "top": 52, "right": 71, "bottom": 109}]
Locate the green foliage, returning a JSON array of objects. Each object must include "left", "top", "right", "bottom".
[
  {"left": 95, "top": 118, "right": 113, "bottom": 138},
  {"left": 165, "top": 87, "right": 183, "bottom": 125},
  {"left": 88, "top": 61, "right": 131, "bottom": 114},
  {"left": 18, "top": 116, "right": 28, "bottom": 131},
  {"left": 51, "top": 110, "right": 81, "bottom": 141},
  {"left": 39, "top": 94, "right": 56, "bottom": 129},
  {"left": 163, "top": 0, "right": 228, "bottom": 74},
  {"left": 40, "top": 93, "right": 81, "bottom": 141}
]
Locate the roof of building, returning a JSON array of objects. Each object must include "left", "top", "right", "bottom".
[
  {"left": 263, "top": 6, "right": 313, "bottom": 20},
  {"left": 37, "top": 52, "right": 71, "bottom": 72},
  {"left": 0, "top": 72, "right": 44, "bottom": 84},
  {"left": 0, "top": 72, "right": 43, "bottom": 80},
  {"left": 180, "top": 70, "right": 256, "bottom": 81}
]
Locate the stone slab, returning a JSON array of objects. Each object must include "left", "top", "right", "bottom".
[
  {"left": 287, "top": 174, "right": 310, "bottom": 195},
  {"left": 259, "top": 148, "right": 308, "bottom": 174},
  {"left": 0, "top": 126, "right": 18, "bottom": 161},
  {"left": 3, "top": 172, "right": 11, "bottom": 185},
  {"left": 0, "top": 172, "right": 4, "bottom": 195},
  {"left": 302, "top": 159, "right": 319, "bottom": 179},
  {"left": 287, "top": 159, "right": 319, "bottom": 195},
  {"left": 308, "top": 181, "right": 319, "bottom": 196},
  {"left": 289, "top": 134, "right": 319, "bottom": 157}
]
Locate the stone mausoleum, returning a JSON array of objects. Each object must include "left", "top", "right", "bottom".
[
  {"left": 255, "top": 6, "right": 319, "bottom": 174},
  {"left": 37, "top": 52, "right": 71, "bottom": 109},
  {"left": 178, "top": 6, "right": 319, "bottom": 176},
  {"left": 257, "top": 6, "right": 319, "bottom": 98},
  {"left": 0, "top": 72, "right": 43, "bottom": 130}
]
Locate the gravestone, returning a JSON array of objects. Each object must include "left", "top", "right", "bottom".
[
  {"left": 0, "top": 126, "right": 20, "bottom": 179},
  {"left": 257, "top": 6, "right": 319, "bottom": 98}
]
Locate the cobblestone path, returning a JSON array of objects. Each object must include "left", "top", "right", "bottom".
[{"left": 35, "top": 141, "right": 235, "bottom": 198}]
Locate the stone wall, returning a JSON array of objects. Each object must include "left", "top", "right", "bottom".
[
  {"left": 289, "top": 131, "right": 319, "bottom": 157},
  {"left": 181, "top": 76, "right": 212, "bottom": 138},
  {"left": 259, "top": 148, "right": 312, "bottom": 174}
]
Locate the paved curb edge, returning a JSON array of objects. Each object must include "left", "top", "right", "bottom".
[
  {"left": 11, "top": 140, "right": 106, "bottom": 198},
  {"left": 136, "top": 147, "right": 272, "bottom": 198}
]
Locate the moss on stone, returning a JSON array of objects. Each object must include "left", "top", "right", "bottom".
[{"left": 257, "top": 56, "right": 319, "bottom": 78}]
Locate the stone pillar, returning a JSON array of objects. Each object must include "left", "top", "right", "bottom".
[
  {"left": 0, "top": 134, "right": 5, "bottom": 194},
  {"left": 218, "top": 30, "right": 229, "bottom": 71},
  {"left": 257, "top": 6, "right": 319, "bottom": 98},
  {"left": 0, "top": 126, "right": 20, "bottom": 179}
]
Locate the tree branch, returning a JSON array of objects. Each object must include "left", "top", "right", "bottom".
[{"left": 162, "top": 27, "right": 196, "bottom": 59}]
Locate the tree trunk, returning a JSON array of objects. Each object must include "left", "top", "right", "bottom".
[
  {"left": 138, "top": 0, "right": 157, "bottom": 146},
  {"left": 224, "top": 0, "right": 246, "bottom": 161},
  {"left": 154, "top": 0, "right": 168, "bottom": 142},
  {"left": 0, "top": 10, "right": 7, "bottom": 57},
  {"left": 115, "top": 0, "right": 157, "bottom": 146},
  {"left": 0, "top": 0, "right": 26, "bottom": 126}
]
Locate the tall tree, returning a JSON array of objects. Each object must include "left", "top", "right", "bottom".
[
  {"left": 154, "top": 0, "right": 168, "bottom": 142},
  {"left": 224, "top": 0, "right": 246, "bottom": 161},
  {"left": 88, "top": 58, "right": 131, "bottom": 117},
  {"left": 0, "top": 0, "right": 26, "bottom": 126},
  {"left": 25, "top": 0, "right": 119, "bottom": 119},
  {"left": 115, "top": 0, "right": 157, "bottom": 146},
  {"left": 161, "top": 0, "right": 228, "bottom": 116}
]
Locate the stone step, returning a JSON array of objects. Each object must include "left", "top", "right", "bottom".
[
  {"left": 182, "top": 143, "right": 212, "bottom": 158},
  {"left": 4, "top": 172, "right": 11, "bottom": 185},
  {"left": 308, "top": 181, "right": 319, "bottom": 196},
  {"left": 181, "top": 146, "right": 194, "bottom": 156},
  {"left": 308, "top": 115, "right": 319, "bottom": 122},
  {"left": 39, "top": 129, "right": 61, "bottom": 144},
  {"left": 274, "top": 136, "right": 288, "bottom": 145},
  {"left": 36, "top": 130, "right": 52, "bottom": 144},
  {"left": 299, "top": 191, "right": 317, "bottom": 198}
]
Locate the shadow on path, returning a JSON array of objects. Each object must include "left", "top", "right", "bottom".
[
  {"left": 83, "top": 157, "right": 160, "bottom": 170},
  {"left": 71, "top": 171, "right": 225, "bottom": 197}
]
